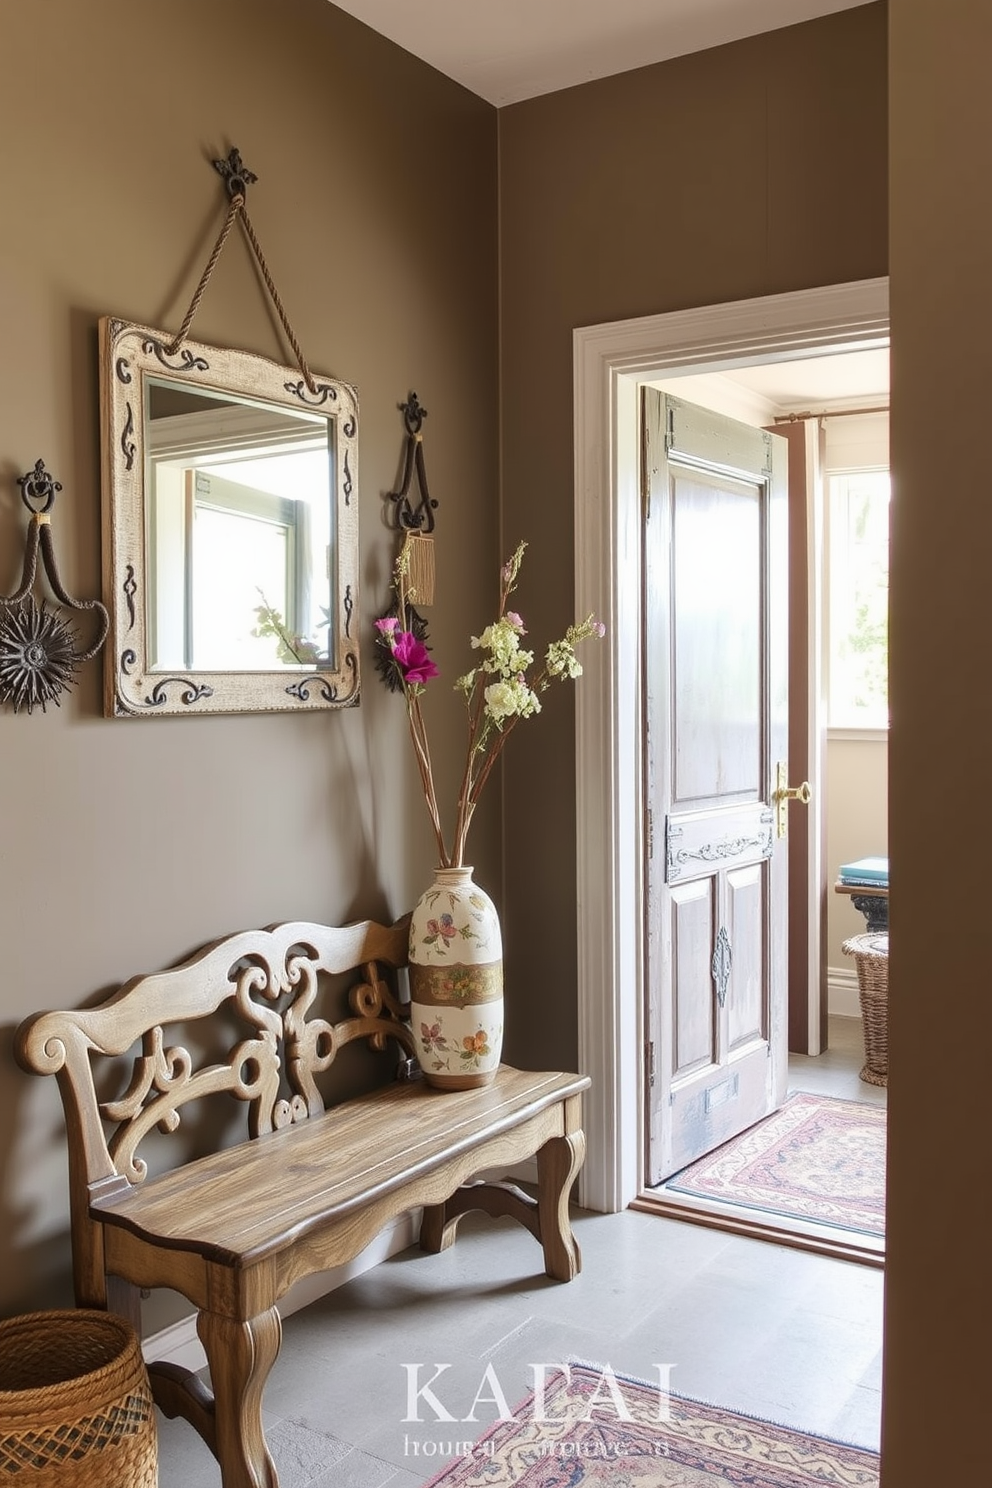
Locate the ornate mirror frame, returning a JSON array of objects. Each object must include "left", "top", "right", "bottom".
[{"left": 99, "top": 317, "right": 360, "bottom": 717}]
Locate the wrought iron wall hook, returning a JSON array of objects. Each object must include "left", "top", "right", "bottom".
[
  {"left": 17, "top": 458, "right": 62, "bottom": 515},
  {"left": 0, "top": 460, "right": 109, "bottom": 714},
  {"left": 375, "top": 394, "right": 441, "bottom": 689},
  {"left": 389, "top": 393, "right": 439, "bottom": 533},
  {"left": 213, "top": 146, "right": 258, "bottom": 201}
]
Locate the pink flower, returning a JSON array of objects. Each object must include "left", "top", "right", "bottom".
[
  {"left": 375, "top": 616, "right": 399, "bottom": 636},
  {"left": 506, "top": 611, "right": 527, "bottom": 633},
  {"left": 393, "top": 630, "right": 439, "bottom": 684}
]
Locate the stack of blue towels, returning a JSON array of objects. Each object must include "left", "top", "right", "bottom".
[{"left": 838, "top": 856, "right": 889, "bottom": 887}]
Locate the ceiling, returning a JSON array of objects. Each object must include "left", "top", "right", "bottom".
[
  {"left": 330, "top": 0, "right": 871, "bottom": 107},
  {"left": 331, "top": 2, "right": 887, "bottom": 409},
  {"left": 657, "top": 348, "right": 889, "bottom": 419}
]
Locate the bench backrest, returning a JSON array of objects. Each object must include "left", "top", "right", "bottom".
[{"left": 16, "top": 917, "right": 413, "bottom": 1204}]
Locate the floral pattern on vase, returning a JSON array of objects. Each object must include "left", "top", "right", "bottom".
[{"left": 409, "top": 866, "right": 502, "bottom": 1090}]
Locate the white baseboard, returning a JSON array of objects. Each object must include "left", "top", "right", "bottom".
[
  {"left": 828, "top": 966, "right": 862, "bottom": 1019},
  {"left": 141, "top": 1210, "right": 420, "bottom": 1373}
]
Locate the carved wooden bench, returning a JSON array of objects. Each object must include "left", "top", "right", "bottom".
[{"left": 15, "top": 917, "right": 589, "bottom": 1488}]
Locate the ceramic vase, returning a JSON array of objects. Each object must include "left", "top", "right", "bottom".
[{"left": 408, "top": 866, "right": 503, "bottom": 1090}]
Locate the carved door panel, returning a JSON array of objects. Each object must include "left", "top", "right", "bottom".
[{"left": 644, "top": 391, "right": 789, "bottom": 1184}]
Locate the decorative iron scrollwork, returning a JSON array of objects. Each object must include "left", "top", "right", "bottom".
[
  {"left": 666, "top": 820, "right": 773, "bottom": 882},
  {"left": 121, "top": 404, "right": 136, "bottom": 471},
  {"left": 143, "top": 677, "right": 215, "bottom": 707},
  {"left": 285, "top": 379, "right": 338, "bottom": 407},
  {"left": 123, "top": 565, "right": 137, "bottom": 630},
  {"left": 712, "top": 926, "right": 733, "bottom": 1008},
  {"left": 285, "top": 676, "right": 337, "bottom": 703},
  {"left": 388, "top": 392, "right": 438, "bottom": 533},
  {"left": 141, "top": 337, "right": 209, "bottom": 374}
]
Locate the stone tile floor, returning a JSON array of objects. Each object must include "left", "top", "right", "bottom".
[{"left": 155, "top": 1016, "right": 883, "bottom": 1486}]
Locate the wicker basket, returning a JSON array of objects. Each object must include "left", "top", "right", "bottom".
[
  {"left": 0, "top": 1310, "right": 157, "bottom": 1486},
  {"left": 842, "top": 932, "right": 889, "bottom": 1087}
]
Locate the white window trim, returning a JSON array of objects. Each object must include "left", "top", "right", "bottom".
[
  {"left": 824, "top": 464, "right": 890, "bottom": 734},
  {"left": 828, "top": 727, "right": 888, "bottom": 743},
  {"left": 573, "top": 278, "right": 890, "bottom": 1214}
]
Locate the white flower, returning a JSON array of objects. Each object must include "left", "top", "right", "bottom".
[
  {"left": 545, "top": 639, "right": 583, "bottom": 679},
  {"left": 472, "top": 618, "right": 534, "bottom": 676},
  {"left": 484, "top": 677, "right": 541, "bottom": 724}
]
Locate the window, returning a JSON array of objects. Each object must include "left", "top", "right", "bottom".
[{"left": 827, "top": 468, "right": 890, "bottom": 729}]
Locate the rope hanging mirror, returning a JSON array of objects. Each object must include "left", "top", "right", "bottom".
[
  {"left": 165, "top": 147, "right": 321, "bottom": 398},
  {"left": 98, "top": 146, "right": 361, "bottom": 718}
]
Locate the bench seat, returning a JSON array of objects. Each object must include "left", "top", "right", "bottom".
[
  {"left": 16, "top": 918, "right": 589, "bottom": 1488},
  {"left": 96, "top": 1066, "right": 588, "bottom": 1289}
]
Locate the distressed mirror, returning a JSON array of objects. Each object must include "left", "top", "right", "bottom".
[{"left": 99, "top": 318, "right": 359, "bottom": 717}]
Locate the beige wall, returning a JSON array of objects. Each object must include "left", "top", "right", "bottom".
[
  {"left": 0, "top": 0, "right": 498, "bottom": 1320},
  {"left": 825, "top": 737, "right": 888, "bottom": 976},
  {"left": 885, "top": 1, "right": 992, "bottom": 1481},
  {"left": 497, "top": 3, "right": 889, "bottom": 1066}
]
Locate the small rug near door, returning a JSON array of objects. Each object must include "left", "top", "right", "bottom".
[
  {"left": 421, "top": 1364, "right": 879, "bottom": 1487},
  {"left": 665, "top": 1092, "right": 885, "bottom": 1235}
]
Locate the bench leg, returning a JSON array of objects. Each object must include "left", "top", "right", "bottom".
[
  {"left": 198, "top": 1305, "right": 282, "bottom": 1488},
  {"left": 537, "top": 1131, "right": 586, "bottom": 1281}
]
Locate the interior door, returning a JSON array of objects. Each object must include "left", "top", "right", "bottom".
[{"left": 644, "top": 390, "right": 789, "bottom": 1184}]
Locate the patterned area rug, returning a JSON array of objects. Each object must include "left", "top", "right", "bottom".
[
  {"left": 422, "top": 1365, "right": 879, "bottom": 1487},
  {"left": 665, "top": 1092, "right": 885, "bottom": 1235}
]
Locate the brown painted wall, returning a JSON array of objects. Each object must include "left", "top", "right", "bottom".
[
  {"left": 0, "top": 0, "right": 498, "bottom": 1322},
  {"left": 884, "top": 2, "right": 992, "bottom": 1481},
  {"left": 497, "top": 4, "right": 888, "bottom": 1066}
]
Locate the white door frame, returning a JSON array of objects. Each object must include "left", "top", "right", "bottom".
[{"left": 572, "top": 278, "right": 890, "bottom": 1214}]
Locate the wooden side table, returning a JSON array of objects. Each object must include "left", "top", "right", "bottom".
[{"left": 834, "top": 880, "right": 888, "bottom": 933}]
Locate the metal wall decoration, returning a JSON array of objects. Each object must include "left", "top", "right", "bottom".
[
  {"left": 374, "top": 393, "right": 439, "bottom": 692},
  {"left": 388, "top": 393, "right": 437, "bottom": 534},
  {"left": 0, "top": 461, "right": 109, "bottom": 714},
  {"left": 388, "top": 392, "right": 438, "bottom": 605},
  {"left": 711, "top": 925, "right": 733, "bottom": 1009}
]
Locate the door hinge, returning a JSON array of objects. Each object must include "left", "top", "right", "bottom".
[
  {"left": 646, "top": 1040, "right": 656, "bottom": 1087},
  {"left": 647, "top": 807, "right": 654, "bottom": 859}
]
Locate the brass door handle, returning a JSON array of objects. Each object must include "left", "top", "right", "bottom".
[{"left": 774, "top": 762, "right": 812, "bottom": 838}]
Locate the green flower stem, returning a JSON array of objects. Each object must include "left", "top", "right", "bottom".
[{"left": 383, "top": 539, "right": 603, "bottom": 872}]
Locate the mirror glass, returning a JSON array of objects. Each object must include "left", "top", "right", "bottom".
[{"left": 99, "top": 319, "right": 359, "bottom": 716}]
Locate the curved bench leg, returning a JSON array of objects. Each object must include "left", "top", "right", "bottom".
[
  {"left": 537, "top": 1130, "right": 586, "bottom": 1281},
  {"left": 198, "top": 1305, "right": 282, "bottom": 1488}
]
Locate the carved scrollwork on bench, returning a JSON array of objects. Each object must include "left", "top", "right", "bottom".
[{"left": 46, "top": 924, "right": 418, "bottom": 1189}]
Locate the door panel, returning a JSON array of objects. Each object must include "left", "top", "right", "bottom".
[
  {"left": 726, "top": 863, "right": 765, "bottom": 1049},
  {"left": 671, "top": 878, "right": 716, "bottom": 1075},
  {"left": 644, "top": 390, "right": 788, "bottom": 1185},
  {"left": 673, "top": 472, "right": 761, "bottom": 804}
]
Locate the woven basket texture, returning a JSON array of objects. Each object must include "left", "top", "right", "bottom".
[
  {"left": 0, "top": 1310, "right": 157, "bottom": 1485},
  {"left": 842, "top": 933, "right": 889, "bottom": 1087}
]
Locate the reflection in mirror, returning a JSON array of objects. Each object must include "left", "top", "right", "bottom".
[
  {"left": 99, "top": 320, "right": 359, "bottom": 716},
  {"left": 145, "top": 380, "right": 332, "bottom": 671}
]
